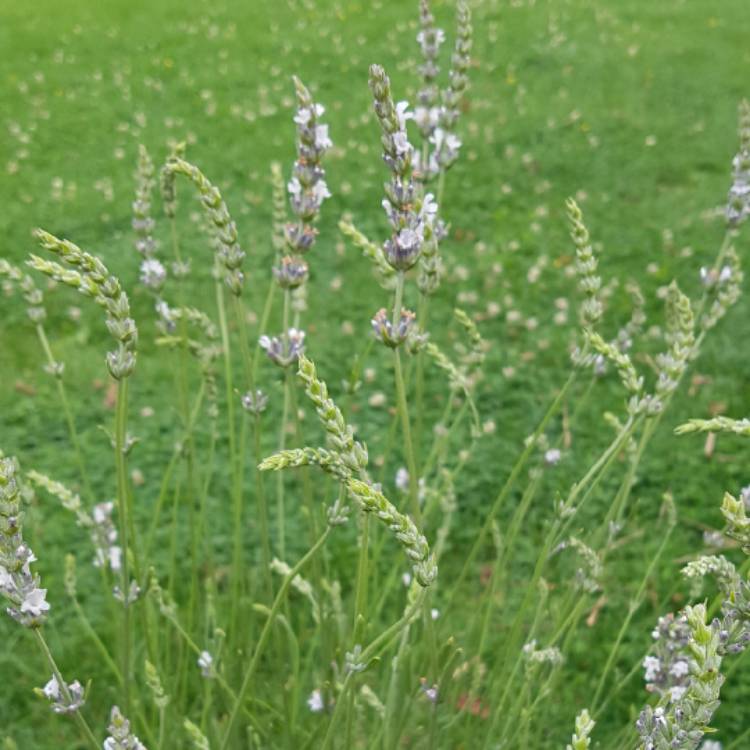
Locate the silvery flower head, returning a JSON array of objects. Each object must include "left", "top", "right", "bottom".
[
  {"left": 726, "top": 100, "right": 750, "bottom": 226},
  {"left": 39, "top": 675, "right": 86, "bottom": 715},
  {"left": 371, "top": 308, "right": 416, "bottom": 348},
  {"left": 103, "top": 705, "right": 147, "bottom": 750},
  {"left": 383, "top": 226, "right": 424, "bottom": 271},
  {"left": 139, "top": 258, "right": 166, "bottom": 291},
  {"left": 284, "top": 222, "right": 318, "bottom": 254},
  {"left": 241, "top": 389, "right": 269, "bottom": 415},
  {"left": 287, "top": 176, "right": 331, "bottom": 222},
  {"left": 259, "top": 328, "right": 306, "bottom": 368},
  {"left": 273, "top": 255, "right": 309, "bottom": 289},
  {"left": 91, "top": 501, "right": 122, "bottom": 572},
  {"left": 431, "top": 127, "right": 462, "bottom": 170}
]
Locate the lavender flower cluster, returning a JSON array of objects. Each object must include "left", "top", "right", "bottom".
[
  {"left": 726, "top": 100, "right": 750, "bottom": 227},
  {"left": 0, "top": 457, "right": 50, "bottom": 628},
  {"left": 413, "top": 0, "right": 472, "bottom": 178}
]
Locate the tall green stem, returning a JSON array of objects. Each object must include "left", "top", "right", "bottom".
[
  {"left": 34, "top": 629, "right": 100, "bottom": 750},
  {"left": 220, "top": 527, "right": 331, "bottom": 749},
  {"left": 114, "top": 376, "right": 132, "bottom": 714}
]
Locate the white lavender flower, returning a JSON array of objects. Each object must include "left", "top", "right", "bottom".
[
  {"left": 371, "top": 307, "right": 417, "bottom": 348},
  {"left": 307, "top": 689, "right": 324, "bottom": 713},
  {"left": 415, "top": 0, "right": 445, "bottom": 142},
  {"left": 272, "top": 255, "right": 309, "bottom": 289},
  {"left": 241, "top": 389, "right": 269, "bottom": 415},
  {"left": 284, "top": 77, "right": 332, "bottom": 256},
  {"left": 259, "top": 328, "right": 306, "bottom": 368},
  {"left": 642, "top": 612, "right": 691, "bottom": 699},
  {"left": 139, "top": 258, "right": 166, "bottom": 291},
  {"left": 103, "top": 706, "right": 147, "bottom": 749},
  {"left": 726, "top": 100, "right": 750, "bottom": 227},
  {"left": 369, "top": 64, "right": 425, "bottom": 271},
  {"left": 92, "top": 501, "right": 122, "bottom": 572},
  {"left": 38, "top": 675, "right": 86, "bottom": 715},
  {"left": 435, "top": 1, "right": 472, "bottom": 171},
  {"left": 132, "top": 144, "right": 158, "bottom": 259},
  {"left": 0, "top": 457, "right": 50, "bottom": 628}
]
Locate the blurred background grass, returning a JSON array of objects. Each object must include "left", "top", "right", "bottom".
[{"left": 1, "top": 0, "right": 750, "bottom": 746}]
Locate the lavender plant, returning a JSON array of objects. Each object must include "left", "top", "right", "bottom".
[{"left": 1, "top": 7, "right": 749, "bottom": 749}]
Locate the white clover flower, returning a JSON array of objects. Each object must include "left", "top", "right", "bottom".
[{"left": 307, "top": 688, "right": 324, "bottom": 713}]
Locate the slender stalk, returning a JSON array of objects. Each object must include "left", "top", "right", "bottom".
[
  {"left": 322, "top": 590, "right": 426, "bottom": 750},
  {"left": 113, "top": 377, "right": 132, "bottom": 714},
  {"left": 449, "top": 371, "right": 577, "bottom": 608},
  {"left": 33, "top": 629, "right": 100, "bottom": 750},
  {"left": 352, "top": 514, "right": 370, "bottom": 644},
  {"left": 35, "top": 323, "right": 93, "bottom": 503},
  {"left": 590, "top": 522, "right": 675, "bottom": 713},
  {"left": 220, "top": 527, "right": 332, "bottom": 749}
]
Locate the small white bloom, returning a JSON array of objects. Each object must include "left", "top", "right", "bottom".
[
  {"left": 42, "top": 675, "right": 61, "bottom": 700},
  {"left": 198, "top": 650, "right": 214, "bottom": 678},
  {"left": 395, "top": 100, "right": 412, "bottom": 130},
  {"left": 395, "top": 467, "right": 409, "bottom": 492},
  {"left": 430, "top": 608, "right": 440, "bottom": 620},
  {"left": 314, "top": 124, "right": 332, "bottom": 150},
  {"left": 311, "top": 179, "right": 331, "bottom": 203},
  {"left": 420, "top": 193, "right": 438, "bottom": 221},
  {"left": 669, "top": 659, "right": 689, "bottom": 678},
  {"left": 307, "top": 688, "right": 324, "bottom": 712},
  {"left": 392, "top": 130, "right": 411, "bottom": 156},
  {"left": 401, "top": 572, "right": 412, "bottom": 587},
  {"left": 21, "top": 587, "right": 50, "bottom": 617},
  {"left": 544, "top": 448, "right": 562, "bottom": 466},
  {"left": 287, "top": 176, "right": 302, "bottom": 198},
  {"left": 139, "top": 258, "right": 166, "bottom": 290},
  {"left": 643, "top": 655, "right": 661, "bottom": 682}
]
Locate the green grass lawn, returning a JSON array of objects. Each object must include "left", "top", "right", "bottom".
[{"left": 2, "top": 0, "right": 750, "bottom": 746}]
